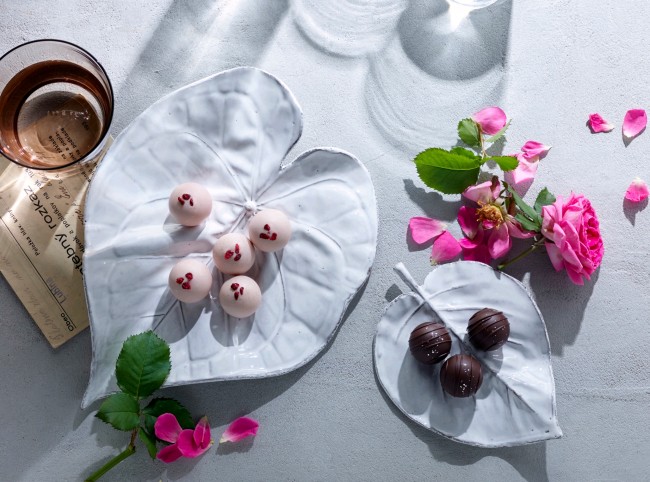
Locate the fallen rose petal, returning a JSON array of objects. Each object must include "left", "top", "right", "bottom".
[
  {"left": 504, "top": 154, "right": 538, "bottom": 197},
  {"left": 220, "top": 417, "right": 259, "bottom": 444},
  {"left": 156, "top": 443, "right": 183, "bottom": 463},
  {"left": 521, "top": 141, "right": 551, "bottom": 160},
  {"left": 625, "top": 177, "right": 649, "bottom": 202},
  {"left": 622, "top": 109, "right": 647, "bottom": 138},
  {"left": 408, "top": 217, "right": 446, "bottom": 244},
  {"left": 472, "top": 106, "right": 507, "bottom": 135},
  {"left": 177, "top": 429, "right": 211, "bottom": 458},
  {"left": 193, "top": 416, "right": 212, "bottom": 449},
  {"left": 430, "top": 231, "right": 462, "bottom": 265},
  {"left": 588, "top": 113, "right": 615, "bottom": 133},
  {"left": 154, "top": 413, "right": 183, "bottom": 444}
]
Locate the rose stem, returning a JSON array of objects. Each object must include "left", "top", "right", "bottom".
[{"left": 84, "top": 429, "right": 137, "bottom": 482}]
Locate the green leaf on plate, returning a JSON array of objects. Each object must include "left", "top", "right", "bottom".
[
  {"left": 487, "top": 155, "right": 519, "bottom": 172},
  {"left": 534, "top": 187, "right": 556, "bottom": 214},
  {"left": 96, "top": 393, "right": 140, "bottom": 431},
  {"left": 115, "top": 331, "right": 171, "bottom": 400},
  {"left": 143, "top": 397, "right": 194, "bottom": 436},
  {"left": 508, "top": 185, "right": 542, "bottom": 228},
  {"left": 485, "top": 119, "right": 511, "bottom": 143},
  {"left": 139, "top": 428, "right": 158, "bottom": 459},
  {"left": 414, "top": 148, "right": 482, "bottom": 194},
  {"left": 515, "top": 213, "right": 542, "bottom": 232},
  {"left": 457, "top": 118, "right": 480, "bottom": 147}
]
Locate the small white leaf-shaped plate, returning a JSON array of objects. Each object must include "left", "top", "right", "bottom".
[
  {"left": 81, "top": 67, "right": 377, "bottom": 408},
  {"left": 374, "top": 262, "right": 562, "bottom": 447}
]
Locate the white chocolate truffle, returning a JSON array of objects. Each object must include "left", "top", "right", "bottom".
[
  {"left": 248, "top": 209, "right": 292, "bottom": 252},
  {"left": 218, "top": 275, "right": 262, "bottom": 318},
  {"left": 212, "top": 233, "right": 256, "bottom": 275},
  {"left": 169, "top": 182, "right": 212, "bottom": 226},
  {"left": 168, "top": 259, "right": 212, "bottom": 303}
]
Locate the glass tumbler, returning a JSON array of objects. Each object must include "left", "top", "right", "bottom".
[{"left": 0, "top": 39, "right": 113, "bottom": 170}]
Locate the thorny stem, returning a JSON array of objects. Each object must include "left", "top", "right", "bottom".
[
  {"left": 497, "top": 238, "right": 547, "bottom": 270},
  {"left": 85, "top": 429, "right": 138, "bottom": 482}
]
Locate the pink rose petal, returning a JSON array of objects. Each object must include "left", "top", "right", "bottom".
[
  {"left": 459, "top": 237, "right": 491, "bottom": 264},
  {"left": 430, "top": 231, "right": 462, "bottom": 265},
  {"left": 154, "top": 413, "right": 183, "bottom": 444},
  {"left": 408, "top": 217, "right": 446, "bottom": 244},
  {"left": 504, "top": 154, "right": 538, "bottom": 197},
  {"left": 177, "top": 429, "right": 211, "bottom": 458},
  {"left": 472, "top": 106, "right": 507, "bottom": 135},
  {"left": 220, "top": 417, "right": 259, "bottom": 444},
  {"left": 505, "top": 218, "right": 535, "bottom": 239},
  {"left": 193, "top": 416, "right": 212, "bottom": 449},
  {"left": 623, "top": 109, "right": 647, "bottom": 138},
  {"left": 588, "top": 113, "right": 615, "bottom": 133},
  {"left": 625, "top": 177, "right": 649, "bottom": 202},
  {"left": 521, "top": 141, "right": 551, "bottom": 160},
  {"left": 462, "top": 180, "right": 499, "bottom": 204},
  {"left": 487, "top": 223, "right": 511, "bottom": 259},
  {"left": 457, "top": 206, "right": 479, "bottom": 239},
  {"left": 156, "top": 443, "right": 184, "bottom": 464}
]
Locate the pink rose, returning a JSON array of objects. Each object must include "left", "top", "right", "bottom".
[{"left": 541, "top": 194, "right": 603, "bottom": 285}]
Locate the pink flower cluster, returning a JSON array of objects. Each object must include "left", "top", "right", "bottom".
[{"left": 409, "top": 106, "right": 605, "bottom": 285}]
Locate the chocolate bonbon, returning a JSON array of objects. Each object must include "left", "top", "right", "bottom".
[
  {"left": 168, "top": 259, "right": 212, "bottom": 303},
  {"left": 440, "top": 354, "right": 483, "bottom": 398},
  {"left": 248, "top": 208, "right": 291, "bottom": 252},
  {"left": 468, "top": 308, "right": 510, "bottom": 351},
  {"left": 408, "top": 322, "right": 452, "bottom": 364},
  {"left": 218, "top": 275, "right": 262, "bottom": 318},
  {"left": 213, "top": 233, "right": 256, "bottom": 275},
  {"left": 168, "top": 182, "right": 212, "bottom": 226}
]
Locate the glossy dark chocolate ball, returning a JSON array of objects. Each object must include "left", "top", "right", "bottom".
[
  {"left": 467, "top": 308, "right": 510, "bottom": 351},
  {"left": 408, "top": 322, "right": 452, "bottom": 365},
  {"left": 440, "top": 354, "right": 483, "bottom": 398}
]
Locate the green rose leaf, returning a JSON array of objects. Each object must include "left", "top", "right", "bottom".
[
  {"left": 485, "top": 119, "right": 511, "bottom": 143},
  {"left": 96, "top": 393, "right": 140, "bottom": 431},
  {"left": 414, "top": 148, "right": 481, "bottom": 194},
  {"left": 138, "top": 428, "right": 158, "bottom": 459},
  {"left": 534, "top": 187, "right": 556, "bottom": 214},
  {"left": 487, "top": 155, "right": 519, "bottom": 172},
  {"left": 515, "top": 213, "right": 542, "bottom": 232},
  {"left": 457, "top": 118, "right": 480, "bottom": 147},
  {"left": 143, "top": 397, "right": 194, "bottom": 436},
  {"left": 508, "top": 185, "right": 542, "bottom": 228},
  {"left": 115, "top": 331, "right": 171, "bottom": 400}
]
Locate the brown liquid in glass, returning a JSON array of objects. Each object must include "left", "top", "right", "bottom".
[{"left": 0, "top": 60, "right": 111, "bottom": 169}]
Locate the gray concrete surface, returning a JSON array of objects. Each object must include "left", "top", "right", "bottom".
[{"left": 1, "top": 1, "right": 650, "bottom": 480}]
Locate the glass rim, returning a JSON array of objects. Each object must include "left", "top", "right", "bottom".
[{"left": 0, "top": 38, "right": 115, "bottom": 171}]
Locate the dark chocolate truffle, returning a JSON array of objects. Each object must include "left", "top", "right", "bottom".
[
  {"left": 440, "top": 354, "right": 483, "bottom": 398},
  {"left": 408, "top": 322, "right": 452, "bottom": 365},
  {"left": 468, "top": 308, "right": 510, "bottom": 351}
]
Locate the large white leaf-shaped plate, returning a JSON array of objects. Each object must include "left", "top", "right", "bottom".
[
  {"left": 81, "top": 67, "right": 377, "bottom": 408},
  {"left": 374, "top": 262, "right": 562, "bottom": 447}
]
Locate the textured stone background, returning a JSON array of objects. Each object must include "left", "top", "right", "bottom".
[{"left": 1, "top": 1, "right": 649, "bottom": 480}]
